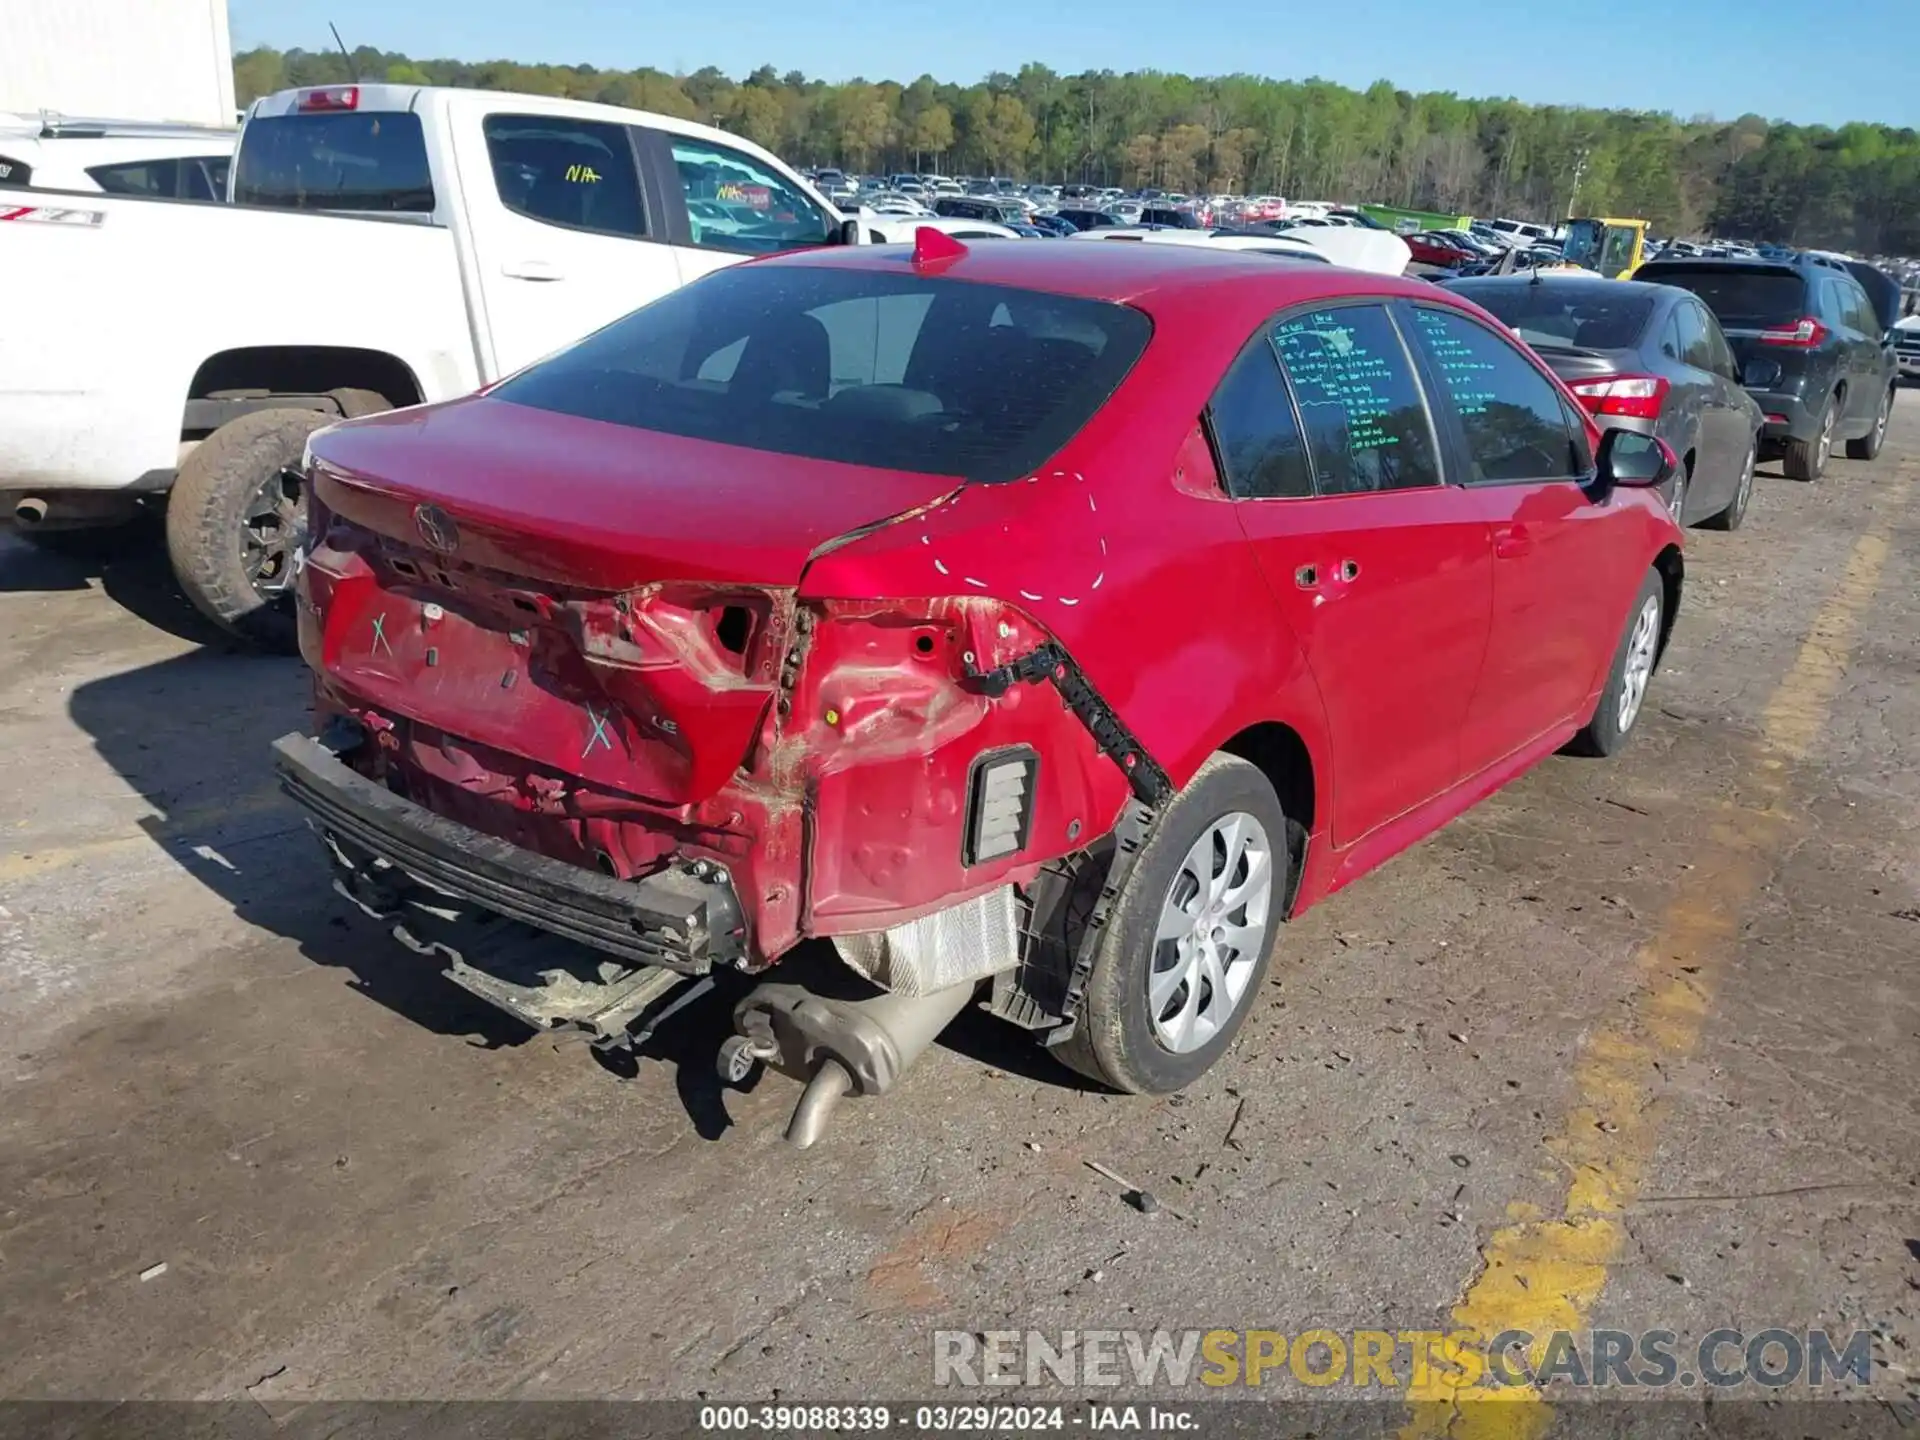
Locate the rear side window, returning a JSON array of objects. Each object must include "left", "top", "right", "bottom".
[
  {"left": 1672, "top": 301, "right": 1716, "bottom": 370},
  {"left": 1206, "top": 340, "right": 1312, "bottom": 500},
  {"left": 1270, "top": 305, "right": 1441, "bottom": 494},
  {"left": 0, "top": 153, "right": 30, "bottom": 187},
  {"left": 234, "top": 112, "right": 433, "bottom": 213},
  {"left": 1640, "top": 266, "right": 1805, "bottom": 329},
  {"left": 484, "top": 114, "right": 645, "bottom": 238},
  {"left": 1410, "top": 307, "right": 1585, "bottom": 483},
  {"left": 87, "top": 159, "right": 181, "bottom": 195},
  {"left": 491, "top": 264, "right": 1151, "bottom": 482}
]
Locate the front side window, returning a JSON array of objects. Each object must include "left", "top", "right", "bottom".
[
  {"left": 234, "top": 112, "right": 433, "bottom": 213},
  {"left": 491, "top": 265, "right": 1151, "bottom": 482},
  {"left": 669, "top": 137, "right": 830, "bottom": 255},
  {"left": 1206, "top": 339, "right": 1312, "bottom": 500},
  {"left": 1410, "top": 306, "right": 1585, "bottom": 484},
  {"left": 484, "top": 114, "right": 644, "bottom": 239},
  {"left": 1270, "top": 304, "right": 1441, "bottom": 495}
]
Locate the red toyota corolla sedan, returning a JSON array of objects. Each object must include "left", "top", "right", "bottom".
[{"left": 274, "top": 234, "right": 1683, "bottom": 1138}]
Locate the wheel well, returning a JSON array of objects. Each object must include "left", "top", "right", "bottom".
[
  {"left": 185, "top": 347, "right": 424, "bottom": 421},
  {"left": 1220, "top": 721, "right": 1315, "bottom": 916},
  {"left": 1652, "top": 544, "right": 1684, "bottom": 661}
]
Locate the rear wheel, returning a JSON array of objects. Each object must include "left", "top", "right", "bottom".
[
  {"left": 165, "top": 409, "right": 330, "bottom": 653},
  {"left": 1569, "top": 568, "right": 1664, "bottom": 758},
  {"left": 1700, "top": 437, "right": 1756, "bottom": 531},
  {"left": 1782, "top": 393, "right": 1837, "bottom": 482},
  {"left": 1844, "top": 383, "right": 1894, "bottom": 461},
  {"left": 1051, "top": 754, "right": 1286, "bottom": 1094}
]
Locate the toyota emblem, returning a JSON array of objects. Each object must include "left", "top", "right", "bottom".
[{"left": 413, "top": 503, "right": 459, "bottom": 554}]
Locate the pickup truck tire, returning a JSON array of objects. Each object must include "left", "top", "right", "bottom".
[
  {"left": 1844, "top": 383, "right": 1893, "bottom": 461},
  {"left": 166, "top": 408, "right": 331, "bottom": 653},
  {"left": 1051, "top": 753, "right": 1286, "bottom": 1094},
  {"left": 327, "top": 387, "right": 392, "bottom": 419}
]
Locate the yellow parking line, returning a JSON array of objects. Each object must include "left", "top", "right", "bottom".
[
  {"left": 1403, "top": 495, "right": 1908, "bottom": 1439},
  {"left": 0, "top": 788, "right": 292, "bottom": 884}
]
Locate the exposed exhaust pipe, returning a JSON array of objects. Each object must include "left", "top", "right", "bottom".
[
  {"left": 721, "top": 978, "right": 978, "bottom": 1148},
  {"left": 13, "top": 498, "right": 48, "bottom": 527}
]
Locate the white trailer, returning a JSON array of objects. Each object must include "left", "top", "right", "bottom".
[{"left": 2, "top": 0, "right": 236, "bottom": 127}]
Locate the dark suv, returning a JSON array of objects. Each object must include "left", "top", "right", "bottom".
[{"left": 1635, "top": 256, "right": 1898, "bottom": 480}]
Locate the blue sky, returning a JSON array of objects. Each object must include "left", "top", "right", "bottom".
[{"left": 231, "top": 0, "right": 1919, "bottom": 129}]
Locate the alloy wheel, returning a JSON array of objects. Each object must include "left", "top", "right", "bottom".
[
  {"left": 1146, "top": 812, "right": 1274, "bottom": 1054},
  {"left": 241, "top": 465, "right": 305, "bottom": 600},
  {"left": 1616, "top": 594, "right": 1661, "bottom": 734}
]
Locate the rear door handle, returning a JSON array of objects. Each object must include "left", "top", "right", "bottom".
[
  {"left": 501, "top": 259, "right": 566, "bottom": 281},
  {"left": 1493, "top": 524, "right": 1533, "bottom": 559}
]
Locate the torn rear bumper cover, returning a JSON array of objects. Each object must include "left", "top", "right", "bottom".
[{"left": 270, "top": 733, "right": 745, "bottom": 970}]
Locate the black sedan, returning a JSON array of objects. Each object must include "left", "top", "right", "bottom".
[{"left": 1444, "top": 274, "right": 1766, "bottom": 529}]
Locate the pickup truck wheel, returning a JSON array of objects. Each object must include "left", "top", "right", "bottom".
[
  {"left": 1569, "top": 568, "right": 1664, "bottom": 758},
  {"left": 1844, "top": 383, "right": 1893, "bottom": 461},
  {"left": 327, "top": 388, "right": 392, "bottom": 419},
  {"left": 1052, "top": 754, "right": 1286, "bottom": 1094},
  {"left": 165, "top": 408, "right": 329, "bottom": 653}
]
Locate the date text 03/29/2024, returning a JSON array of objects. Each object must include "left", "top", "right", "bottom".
[{"left": 697, "top": 1405, "right": 1194, "bottom": 1432}]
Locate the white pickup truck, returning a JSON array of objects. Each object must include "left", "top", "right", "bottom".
[{"left": 0, "top": 82, "right": 856, "bottom": 648}]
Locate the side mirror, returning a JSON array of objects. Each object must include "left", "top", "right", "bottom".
[
  {"left": 1589, "top": 429, "right": 1677, "bottom": 506},
  {"left": 832, "top": 217, "right": 862, "bottom": 247}
]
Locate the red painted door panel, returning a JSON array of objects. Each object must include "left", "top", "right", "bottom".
[
  {"left": 1457, "top": 480, "right": 1621, "bottom": 774},
  {"left": 1235, "top": 491, "right": 1494, "bottom": 848}
]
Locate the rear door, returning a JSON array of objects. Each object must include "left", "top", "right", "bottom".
[
  {"left": 1222, "top": 302, "right": 1494, "bottom": 848},
  {"left": 1402, "top": 301, "right": 1625, "bottom": 775},
  {"left": 450, "top": 103, "right": 681, "bottom": 376},
  {"left": 642, "top": 128, "right": 836, "bottom": 285},
  {"left": 1830, "top": 276, "right": 1890, "bottom": 429},
  {"left": 1672, "top": 298, "right": 1748, "bottom": 505}
]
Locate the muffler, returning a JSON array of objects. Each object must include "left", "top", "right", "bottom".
[{"left": 720, "top": 978, "right": 978, "bottom": 1148}]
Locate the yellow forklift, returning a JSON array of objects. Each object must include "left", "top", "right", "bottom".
[{"left": 1559, "top": 217, "right": 1649, "bottom": 278}]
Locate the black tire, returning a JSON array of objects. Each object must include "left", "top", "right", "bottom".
[
  {"left": 1781, "top": 392, "right": 1837, "bottom": 482},
  {"left": 1569, "top": 568, "right": 1665, "bottom": 758},
  {"left": 1843, "top": 383, "right": 1894, "bottom": 461},
  {"left": 1051, "top": 753, "right": 1288, "bottom": 1094},
  {"left": 1700, "top": 436, "right": 1756, "bottom": 532},
  {"left": 164, "top": 408, "right": 330, "bottom": 653}
]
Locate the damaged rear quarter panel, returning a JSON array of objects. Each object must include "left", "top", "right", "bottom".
[{"left": 785, "top": 596, "right": 1123, "bottom": 930}]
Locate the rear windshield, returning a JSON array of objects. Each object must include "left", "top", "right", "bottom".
[
  {"left": 1451, "top": 283, "right": 1653, "bottom": 351},
  {"left": 492, "top": 265, "right": 1152, "bottom": 483},
  {"left": 1638, "top": 266, "right": 1804, "bottom": 328},
  {"left": 233, "top": 112, "right": 433, "bottom": 213}
]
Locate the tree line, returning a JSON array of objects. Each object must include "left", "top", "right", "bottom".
[{"left": 232, "top": 46, "right": 1920, "bottom": 253}]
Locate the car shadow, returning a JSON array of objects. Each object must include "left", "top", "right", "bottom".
[
  {"left": 64, "top": 647, "right": 1072, "bottom": 1139},
  {"left": 0, "top": 515, "right": 236, "bottom": 648}
]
